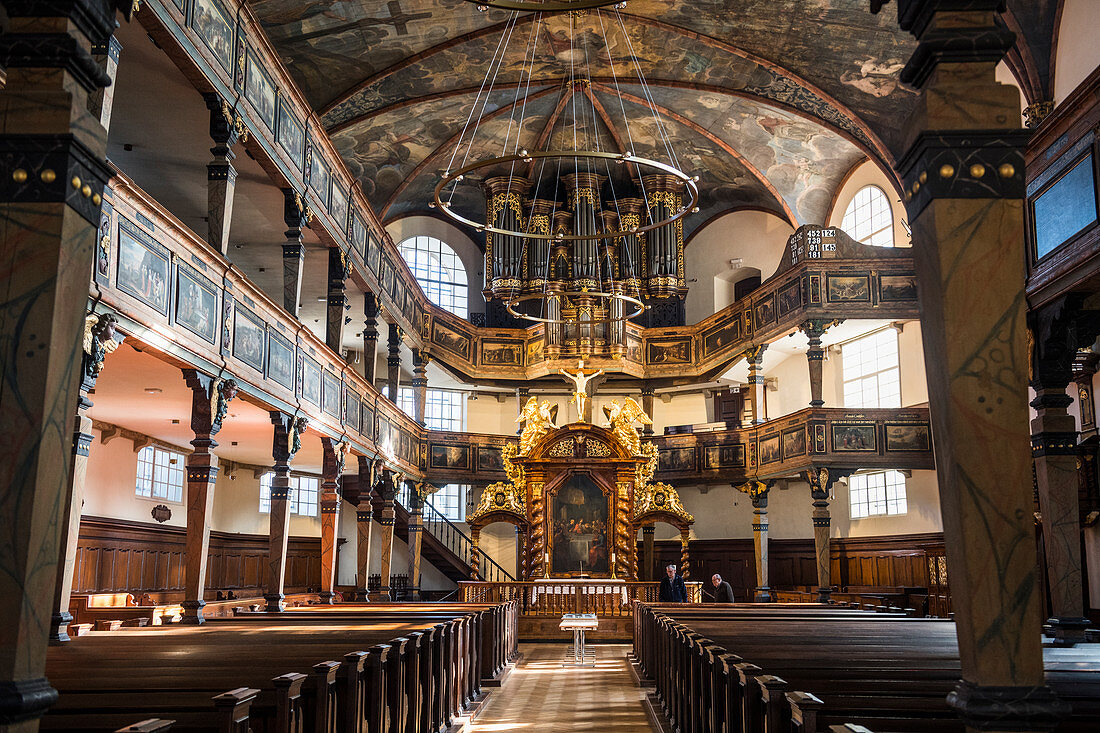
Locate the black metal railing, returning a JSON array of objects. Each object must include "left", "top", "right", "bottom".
[{"left": 396, "top": 487, "right": 515, "bottom": 583}]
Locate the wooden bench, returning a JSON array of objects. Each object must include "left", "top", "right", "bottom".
[
  {"left": 44, "top": 600, "right": 518, "bottom": 733},
  {"left": 633, "top": 603, "right": 1100, "bottom": 733}
]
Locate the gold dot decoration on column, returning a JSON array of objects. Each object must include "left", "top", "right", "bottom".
[
  {"left": 969, "top": 163, "right": 986, "bottom": 179},
  {"left": 998, "top": 163, "right": 1016, "bottom": 178},
  {"left": 71, "top": 176, "right": 81, "bottom": 189},
  {"left": 11, "top": 169, "right": 27, "bottom": 183},
  {"left": 939, "top": 164, "right": 955, "bottom": 178},
  {"left": 40, "top": 169, "right": 56, "bottom": 183}
]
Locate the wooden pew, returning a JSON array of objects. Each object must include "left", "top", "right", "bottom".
[
  {"left": 633, "top": 603, "right": 1100, "bottom": 733},
  {"left": 44, "top": 601, "right": 517, "bottom": 732}
]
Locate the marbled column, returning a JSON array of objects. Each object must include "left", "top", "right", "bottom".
[
  {"left": 387, "top": 323, "right": 402, "bottom": 404},
  {"left": 319, "top": 438, "right": 345, "bottom": 605},
  {"left": 800, "top": 319, "right": 839, "bottom": 408},
  {"left": 408, "top": 485, "right": 437, "bottom": 600},
  {"left": 354, "top": 456, "right": 377, "bottom": 601},
  {"left": 642, "top": 525, "right": 655, "bottom": 581},
  {"left": 0, "top": 1, "right": 135, "bottom": 723},
  {"left": 181, "top": 371, "right": 236, "bottom": 624},
  {"left": 1029, "top": 296, "right": 1095, "bottom": 644},
  {"left": 363, "top": 291, "right": 379, "bottom": 385},
  {"left": 266, "top": 413, "right": 306, "bottom": 611},
  {"left": 412, "top": 350, "right": 429, "bottom": 427},
  {"left": 752, "top": 488, "right": 771, "bottom": 602},
  {"left": 892, "top": 1, "right": 1065, "bottom": 726},
  {"left": 641, "top": 384, "right": 655, "bottom": 435},
  {"left": 375, "top": 472, "right": 399, "bottom": 601},
  {"left": 802, "top": 468, "right": 849, "bottom": 603},
  {"left": 282, "top": 189, "right": 309, "bottom": 317},
  {"left": 203, "top": 94, "right": 240, "bottom": 256},
  {"left": 326, "top": 248, "right": 349, "bottom": 354},
  {"left": 742, "top": 345, "right": 768, "bottom": 426}
]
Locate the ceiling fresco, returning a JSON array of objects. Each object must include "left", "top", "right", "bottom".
[{"left": 249, "top": 0, "right": 1057, "bottom": 237}]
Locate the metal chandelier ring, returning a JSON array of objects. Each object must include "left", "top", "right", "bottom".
[
  {"left": 432, "top": 149, "right": 699, "bottom": 242},
  {"left": 504, "top": 290, "right": 646, "bottom": 324},
  {"left": 463, "top": 0, "right": 628, "bottom": 13}
]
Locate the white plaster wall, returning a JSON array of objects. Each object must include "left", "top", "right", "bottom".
[
  {"left": 1054, "top": 0, "right": 1100, "bottom": 105},
  {"left": 385, "top": 215, "right": 485, "bottom": 320},
  {"left": 84, "top": 428, "right": 187, "bottom": 528},
  {"left": 467, "top": 394, "right": 519, "bottom": 435},
  {"left": 478, "top": 522, "right": 519, "bottom": 579},
  {"left": 211, "top": 470, "right": 320, "bottom": 538},
  {"left": 683, "top": 210, "right": 795, "bottom": 325},
  {"left": 825, "top": 160, "right": 910, "bottom": 248}
]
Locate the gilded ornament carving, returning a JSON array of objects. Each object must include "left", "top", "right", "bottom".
[
  {"left": 82, "top": 313, "right": 122, "bottom": 379},
  {"left": 517, "top": 397, "right": 558, "bottom": 454},
  {"left": 604, "top": 396, "right": 651, "bottom": 455},
  {"left": 548, "top": 439, "right": 575, "bottom": 458},
  {"left": 585, "top": 438, "right": 612, "bottom": 457},
  {"left": 634, "top": 481, "right": 694, "bottom": 524}
]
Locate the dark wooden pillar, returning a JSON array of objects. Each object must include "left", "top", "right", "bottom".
[
  {"left": 800, "top": 319, "right": 840, "bottom": 408},
  {"left": 0, "top": 0, "right": 135, "bottom": 722},
  {"left": 412, "top": 350, "right": 429, "bottom": 426},
  {"left": 642, "top": 525, "right": 655, "bottom": 581},
  {"left": 801, "top": 468, "right": 850, "bottom": 603},
  {"left": 736, "top": 481, "right": 772, "bottom": 602},
  {"left": 742, "top": 345, "right": 767, "bottom": 426},
  {"left": 319, "top": 437, "right": 347, "bottom": 605},
  {"left": 891, "top": 1, "right": 1066, "bottom": 725},
  {"left": 181, "top": 372, "right": 238, "bottom": 624},
  {"left": 51, "top": 315, "right": 124, "bottom": 643},
  {"left": 282, "top": 190, "right": 310, "bottom": 317},
  {"left": 202, "top": 93, "right": 242, "bottom": 256},
  {"left": 363, "top": 291, "right": 379, "bottom": 385},
  {"left": 354, "top": 456, "right": 378, "bottom": 601},
  {"left": 326, "top": 248, "right": 350, "bottom": 354},
  {"left": 409, "top": 483, "right": 438, "bottom": 600},
  {"left": 387, "top": 323, "right": 402, "bottom": 404},
  {"left": 88, "top": 35, "right": 122, "bottom": 133},
  {"left": 641, "top": 383, "right": 656, "bottom": 435},
  {"left": 375, "top": 470, "right": 401, "bottom": 601},
  {"left": 266, "top": 413, "right": 308, "bottom": 611},
  {"left": 1029, "top": 297, "right": 1098, "bottom": 643}
]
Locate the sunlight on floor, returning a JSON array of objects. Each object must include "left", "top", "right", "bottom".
[{"left": 467, "top": 644, "right": 655, "bottom": 732}]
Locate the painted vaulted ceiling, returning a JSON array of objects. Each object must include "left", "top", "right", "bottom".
[{"left": 247, "top": 0, "right": 1055, "bottom": 238}]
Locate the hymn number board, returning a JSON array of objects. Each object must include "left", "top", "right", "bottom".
[{"left": 789, "top": 227, "right": 838, "bottom": 266}]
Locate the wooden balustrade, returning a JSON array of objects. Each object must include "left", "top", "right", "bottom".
[{"left": 460, "top": 581, "right": 702, "bottom": 617}]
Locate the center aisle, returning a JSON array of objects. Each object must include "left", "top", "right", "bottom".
[{"left": 468, "top": 643, "right": 657, "bottom": 732}]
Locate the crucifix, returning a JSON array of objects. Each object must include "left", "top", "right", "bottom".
[{"left": 559, "top": 360, "right": 604, "bottom": 423}]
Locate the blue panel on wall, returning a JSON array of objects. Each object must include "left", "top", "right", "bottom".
[{"left": 1033, "top": 152, "right": 1097, "bottom": 260}]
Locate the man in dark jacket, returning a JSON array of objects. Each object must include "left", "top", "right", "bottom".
[
  {"left": 710, "top": 573, "right": 736, "bottom": 603},
  {"left": 658, "top": 563, "right": 688, "bottom": 602}
]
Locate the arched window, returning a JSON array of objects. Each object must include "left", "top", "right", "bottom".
[
  {"left": 399, "top": 235, "right": 468, "bottom": 318},
  {"left": 841, "top": 185, "right": 894, "bottom": 247}
]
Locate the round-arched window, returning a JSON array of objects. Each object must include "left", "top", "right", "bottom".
[
  {"left": 399, "top": 235, "right": 468, "bottom": 318},
  {"left": 841, "top": 185, "right": 894, "bottom": 247}
]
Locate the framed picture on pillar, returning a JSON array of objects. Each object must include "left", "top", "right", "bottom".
[
  {"left": 174, "top": 263, "right": 218, "bottom": 344},
  {"left": 831, "top": 423, "right": 877, "bottom": 452},
  {"left": 191, "top": 0, "right": 235, "bottom": 72},
  {"left": 266, "top": 332, "right": 294, "bottom": 390},
  {"left": 244, "top": 48, "right": 276, "bottom": 131},
  {"left": 300, "top": 354, "right": 322, "bottom": 406},
  {"left": 232, "top": 305, "right": 265, "bottom": 372},
  {"left": 116, "top": 218, "right": 170, "bottom": 315},
  {"left": 276, "top": 99, "right": 305, "bottom": 171},
  {"left": 322, "top": 370, "right": 341, "bottom": 418}
]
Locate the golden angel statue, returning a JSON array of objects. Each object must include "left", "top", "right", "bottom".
[
  {"left": 559, "top": 360, "right": 604, "bottom": 423},
  {"left": 82, "top": 313, "right": 123, "bottom": 378},
  {"left": 604, "top": 396, "right": 652, "bottom": 456},
  {"left": 516, "top": 397, "right": 558, "bottom": 455}
]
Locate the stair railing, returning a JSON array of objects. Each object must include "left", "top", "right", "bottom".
[{"left": 396, "top": 486, "right": 515, "bottom": 583}]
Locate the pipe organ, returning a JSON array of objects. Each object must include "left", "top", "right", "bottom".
[{"left": 482, "top": 172, "right": 688, "bottom": 352}]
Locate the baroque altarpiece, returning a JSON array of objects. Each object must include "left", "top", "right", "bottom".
[{"left": 466, "top": 398, "right": 694, "bottom": 580}]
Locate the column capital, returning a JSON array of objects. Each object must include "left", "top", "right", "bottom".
[
  {"left": 801, "top": 466, "right": 852, "bottom": 502},
  {"left": 893, "top": 0, "right": 1015, "bottom": 88},
  {"left": 183, "top": 370, "right": 239, "bottom": 440},
  {"left": 202, "top": 92, "right": 246, "bottom": 152},
  {"left": 282, "top": 187, "right": 313, "bottom": 233},
  {"left": 799, "top": 318, "right": 842, "bottom": 341},
  {"left": 271, "top": 412, "right": 309, "bottom": 463}
]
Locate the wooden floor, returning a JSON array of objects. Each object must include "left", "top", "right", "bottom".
[{"left": 469, "top": 644, "right": 655, "bottom": 732}]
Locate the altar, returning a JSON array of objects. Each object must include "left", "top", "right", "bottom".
[{"left": 465, "top": 397, "right": 695, "bottom": 584}]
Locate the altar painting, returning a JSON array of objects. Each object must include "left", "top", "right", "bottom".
[{"left": 550, "top": 475, "right": 610, "bottom": 576}]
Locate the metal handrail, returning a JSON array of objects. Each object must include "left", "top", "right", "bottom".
[{"left": 396, "top": 487, "right": 515, "bottom": 582}]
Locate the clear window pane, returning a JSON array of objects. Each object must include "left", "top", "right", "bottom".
[
  {"left": 841, "top": 185, "right": 894, "bottom": 248},
  {"left": 399, "top": 236, "right": 468, "bottom": 318},
  {"left": 842, "top": 329, "right": 901, "bottom": 409},
  {"left": 849, "top": 470, "right": 908, "bottom": 519}
]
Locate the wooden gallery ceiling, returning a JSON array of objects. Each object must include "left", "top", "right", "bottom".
[{"left": 247, "top": 0, "right": 1057, "bottom": 237}]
